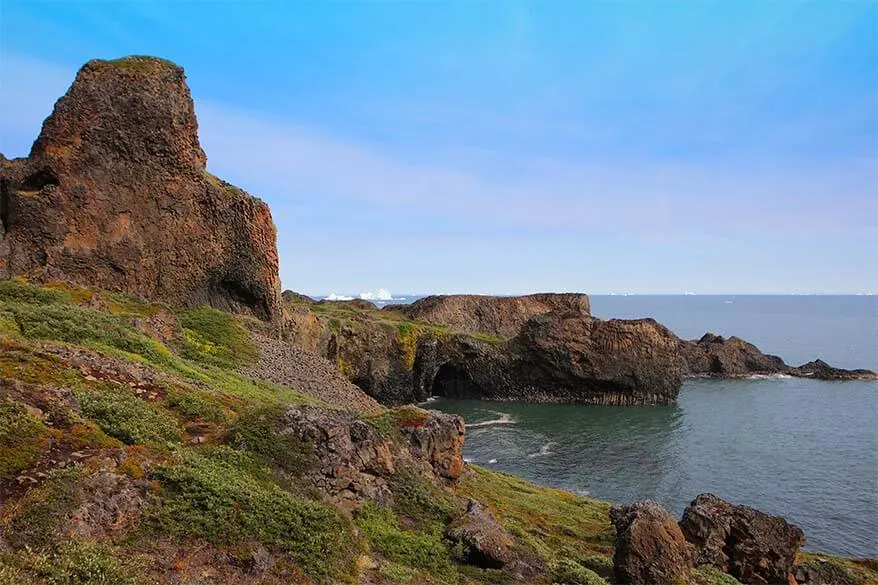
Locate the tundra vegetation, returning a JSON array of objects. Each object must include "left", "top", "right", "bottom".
[{"left": 0, "top": 279, "right": 875, "bottom": 585}]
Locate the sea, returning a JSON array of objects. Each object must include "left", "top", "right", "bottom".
[{"left": 320, "top": 292, "right": 878, "bottom": 558}]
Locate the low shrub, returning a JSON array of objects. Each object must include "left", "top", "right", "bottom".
[
  {"left": 74, "top": 386, "right": 182, "bottom": 446},
  {"left": 3, "top": 467, "right": 82, "bottom": 549},
  {"left": 553, "top": 557, "right": 609, "bottom": 584},
  {"left": 0, "top": 400, "right": 47, "bottom": 480},
  {"left": 177, "top": 306, "right": 257, "bottom": 369},
  {"left": 230, "top": 405, "right": 313, "bottom": 474},
  {"left": 355, "top": 503, "right": 457, "bottom": 582},
  {"left": 151, "top": 447, "right": 355, "bottom": 581}
]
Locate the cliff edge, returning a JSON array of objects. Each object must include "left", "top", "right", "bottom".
[{"left": 0, "top": 56, "right": 282, "bottom": 322}]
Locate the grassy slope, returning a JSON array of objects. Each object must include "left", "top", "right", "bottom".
[{"left": 0, "top": 279, "right": 874, "bottom": 585}]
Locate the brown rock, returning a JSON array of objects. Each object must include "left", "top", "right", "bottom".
[
  {"left": 66, "top": 472, "right": 143, "bottom": 540},
  {"left": 610, "top": 500, "right": 692, "bottom": 585},
  {"left": 680, "top": 493, "right": 806, "bottom": 585},
  {"left": 0, "top": 56, "right": 282, "bottom": 322},
  {"left": 447, "top": 499, "right": 515, "bottom": 568},
  {"left": 395, "top": 292, "right": 591, "bottom": 338},
  {"left": 400, "top": 410, "right": 465, "bottom": 481}
]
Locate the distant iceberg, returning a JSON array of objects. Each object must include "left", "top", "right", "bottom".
[
  {"left": 359, "top": 289, "right": 394, "bottom": 301},
  {"left": 325, "top": 293, "right": 355, "bottom": 301}
]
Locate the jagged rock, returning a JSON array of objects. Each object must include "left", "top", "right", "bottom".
[
  {"left": 681, "top": 334, "right": 788, "bottom": 377},
  {"left": 792, "top": 359, "right": 877, "bottom": 381},
  {"left": 0, "top": 56, "right": 282, "bottom": 322},
  {"left": 680, "top": 493, "right": 805, "bottom": 585},
  {"left": 792, "top": 558, "right": 861, "bottom": 585},
  {"left": 447, "top": 499, "right": 515, "bottom": 568},
  {"left": 394, "top": 292, "right": 591, "bottom": 338},
  {"left": 400, "top": 410, "right": 465, "bottom": 481},
  {"left": 276, "top": 405, "right": 463, "bottom": 509},
  {"left": 609, "top": 500, "right": 692, "bottom": 585}
]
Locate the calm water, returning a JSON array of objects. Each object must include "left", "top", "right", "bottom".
[{"left": 429, "top": 296, "right": 878, "bottom": 558}]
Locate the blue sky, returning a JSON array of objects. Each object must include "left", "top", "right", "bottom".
[{"left": 1, "top": 1, "right": 876, "bottom": 295}]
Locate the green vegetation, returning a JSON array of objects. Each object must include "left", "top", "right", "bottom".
[
  {"left": 103, "top": 55, "right": 177, "bottom": 73},
  {"left": 460, "top": 465, "right": 613, "bottom": 564},
  {"left": 355, "top": 503, "right": 458, "bottom": 582},
  {"left": 1, "top": 541, "right": 140, "bottom": 585},
  {"left": 165, "top": 386, "right": 228, "bottom": 423},
  {"left": 230, "top": 405, "right": 313, "bottom": 474},
  {"left": 365, "top": 405, "right": 431, "bottom": 438},
  {"left": 3, "top": 467, "right": 83, "bottom": 549},
  {"left": 691, "top": 565, "right": 745, "bottom": 585},
  {"left": 0, "top": 400, "right": 47, "bottom": 480},
  {"left": 74, "top": 385, "right": 182, "bottom": 446},
  {"left": 472, "top": 332, "right": 507, "bottom": 345},
  {"left": 0, "top": 278, "right": 71, "bottom": 305},
  {"left": 552, "top": 558, "right": 609, "bottom": 585},
  {"left": 151, "top": 447, "right": 355, "bottom": 581},
  {"left": 177, "top": 306, "right": 258, "bottom": 369}
]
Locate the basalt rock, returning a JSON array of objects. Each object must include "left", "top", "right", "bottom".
[
  {"left": 393, "top": 292, "right": 591, "bottom": 338},
  {"left": 609, "top": 500, "right": 692, "bottom": 585},
  {"left": 447, "top": 499, "right": 515, "bottom": 569},
  {"left": 0, "top": 56, "right": 282, "bottom": 322},
  {"left": 276, "top": 405, "right": 464, "bottom": 509},
  {"left": 681, "top": 334, "right": 876, "bottom": 381},
  {"left": 680, "top": 493, "right": 806, "bottom": 585}
]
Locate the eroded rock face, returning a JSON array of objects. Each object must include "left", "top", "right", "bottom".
[
  {"left": 277, "top": 405, "right": 464, "bottom": 509},
  {"left": 680, "top": 493, "right": 806, "bottom": 585},
  {"left": 609, "top": 500, "right": 692, "bottom": 585},
  {"left": 0, "top": 56, "right": 282, "bottom": 322},
  {"left": 395, "top": 293, "right": 591, "bottom": 338}
]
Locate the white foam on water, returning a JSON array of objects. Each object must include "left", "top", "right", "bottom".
[
  {"left": 746, "top": 373, "right": 793, "bottom": 380},
  {"left": 527, "top": 442, "right": 555, "bottom": 458},
  {"left": 467, "top": 413, "right": 515, "bottom": 428},
  {"left": 575, "top": 489, "right": 591, "bottom": 497},
  {"left": 488, "top": 458, "right": 498, "bottom": 464}
]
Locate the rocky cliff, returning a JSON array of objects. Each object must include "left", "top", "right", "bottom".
[{"left": 0, "top": 56, "right": 282, "bottom": 322}]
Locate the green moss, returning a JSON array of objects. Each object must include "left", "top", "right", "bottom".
[
  {"left": 389, "top": 467, "right": 456, "bottom": 532},
  {"left": 0, "top": 302, "right": 173, "bottom": 366},
  {"left": 0, "top": 341, "right": 85, "bottom": 387},
  {"left": 355, "top": 503, "right": 457, "bottom": 582},
  {"left": 74, "top": 386, "right": 182, "bottom": 446},
  {"left": 574, "top": 553, "right": 614, "bottom": 577},
  {"left": 3, "top": 467, "right": 82, "bottom": 549},
  {"left": 165, "top": 386, "right": 228, "bottom": 423},
  {"left": 177, "top": 306, "right": 258, "bottom": 369},
  {"left": 365, "top": 405, "right": 431, "bottom": 438},
  {"left": 471, "top": 332, "right": 506, "bottom": 345},
  {"left": 151, "top": 447, "right": 355, "bottom": 581},
  {"left": 691, "top": 565, "right": 745, "bottom": 585},
  {"left": 230, "top": 405, "right": 313, "bottom": 474},
  {"left": 377, "top": 561, "right": 420, "bottom": 583},
  {"left": 460, "top": 466, "right": 613, "bottom": 564},
  {"left": 396, "top": 323, "right": 419, "bottom": 371},
  {"left": 0, "top": 400, "right": 47, "bottom": 480},
  {"left": 103, "top": 292, "right": 162, "bottom": 317},
  {"left": 553, "top": 558, "right": 609, "bottom": 584},
  {"left": 0, "top": 278, "right": 71, "bottom": 305}
]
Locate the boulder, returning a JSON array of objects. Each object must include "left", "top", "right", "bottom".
[
  {"left": 609, "top": 500, "right": 692, "bottom": 585},
  {"left": 680, "top": 493, "right": 805, "bottom": 585},
  {"left": 446, "top": 499, "right": 515, "bottom": 568},
  {"left": 792, "top": 359, "right": 877, "bottom": 381},
  {"left": 0, "top": 56, "right": 282, "bottom": 322},
  {"left": 400, "top": 410, "right": 465, "bottom": 481},
  {"left": 680, "top": 334, "right": 787, "bottom": 377}
]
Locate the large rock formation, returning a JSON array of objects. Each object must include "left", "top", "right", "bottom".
[
  {"left": 609, "top": 500, "right": 692, "bottom": 585},
  {"left": 680, "top": 493, "right": 806, "bottom": 585},
  {"left": 681, "top": 334, "right": 877, "bottom": 381},
  {"left": 395, "top": 293, "right": 591, "bottom": 338},
  {"left": 0, "top": 56, "right": 282, "bottom": 322}
]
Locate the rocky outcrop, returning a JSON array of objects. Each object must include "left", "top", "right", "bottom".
[
  {"left": 447, "top": 499, "right": 515, "bottom": 569},
  {"left": 394, "top": 292, "right": 591, "bottom": 338},
  {"left": 276, "top": 405, "right": 464, "bottom": 509},
  {"left": 609, "top": 500, "right": 692, "bottom": 585},
  {"left": 680, "top": 493, "right": 806, "bottom": 585},
  {"left": 0, "top": 56, "right": 282, "bottom": 322},
  {"left": 681, "top": 334, "right": 876, "bottom": 381}
]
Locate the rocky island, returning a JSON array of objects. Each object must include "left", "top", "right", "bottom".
[{"left": 1, "top": 56, "right": 875, "bottom": 585}]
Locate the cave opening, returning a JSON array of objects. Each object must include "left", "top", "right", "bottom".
[{"left": 431, "top": 363, "right": 481, "bottom": 399}]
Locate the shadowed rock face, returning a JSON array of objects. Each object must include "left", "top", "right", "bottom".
[
  {"left": 0, "top": 56, "right": 282, "bottom": 322},
  {"left": 609, "top": 500, "right": 692, "bottom": 585}
]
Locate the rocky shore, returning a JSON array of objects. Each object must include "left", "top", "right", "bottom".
[{"left": 1, "top": 55, "right": 875, "bottom": 585}]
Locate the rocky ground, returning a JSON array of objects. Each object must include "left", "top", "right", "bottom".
[{"left": 241, "top": 334, "right": 382, "bottom": 414}]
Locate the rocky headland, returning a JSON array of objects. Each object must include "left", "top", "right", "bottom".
[{"left": 1, "top": 56, "right": 875, "bottom": 585}]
